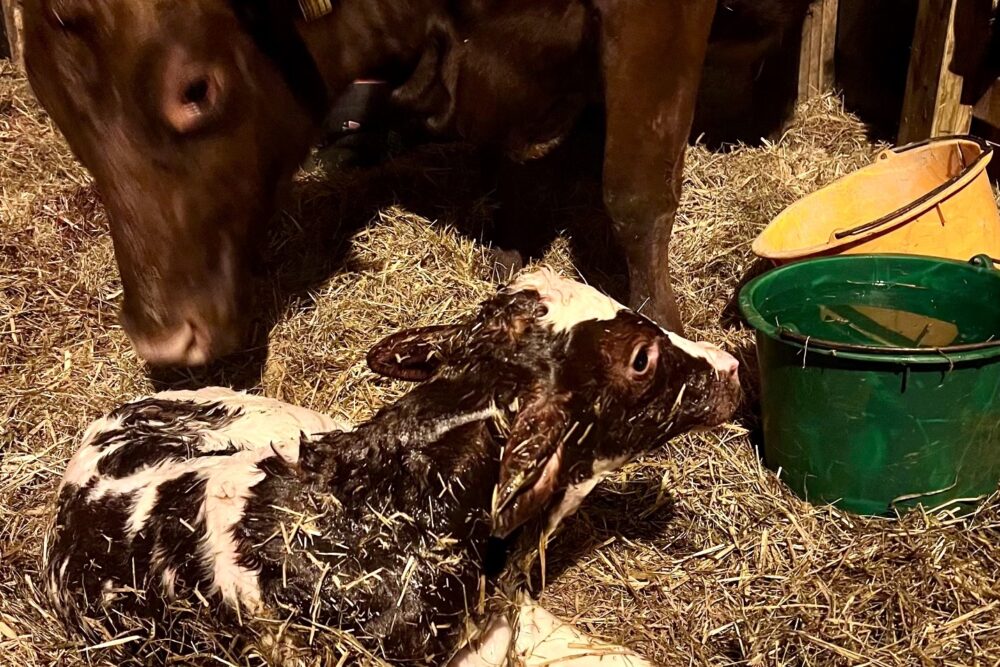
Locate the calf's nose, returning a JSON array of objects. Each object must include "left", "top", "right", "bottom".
[{"left": 695, "top": 341, "right": 740, "bottom": 384}]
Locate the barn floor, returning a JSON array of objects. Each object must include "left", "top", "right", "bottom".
[{"left": 2, "top": 59, "right": 1000, "bottom": 665}]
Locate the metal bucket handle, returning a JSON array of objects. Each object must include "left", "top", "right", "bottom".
[{"left": 832, "top": 135, "right": 993, "bottom": 241}]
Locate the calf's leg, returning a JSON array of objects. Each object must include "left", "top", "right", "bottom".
[
  {"left": 599, "top": 0, "right": 717, "bottom": 333},
  {"left": 449, "top": 602, "right": 653, "bottom": 667},
  {"left": 514, "top": 602, "right": 654, "bottom": 666}
]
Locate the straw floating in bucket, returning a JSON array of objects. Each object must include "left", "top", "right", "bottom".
[{"left": 752, "top": 136, "right": 1000, "bottom": 263}]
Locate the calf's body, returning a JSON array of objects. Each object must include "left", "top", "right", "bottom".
[{"left": 45, "top": 270, "right": 740, "bottom": 663}]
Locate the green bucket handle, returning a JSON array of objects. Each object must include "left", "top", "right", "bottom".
[
  {"left": 970, "top": 254, "right": 1000, "bottom": 270},
  {"left": 774, "top": 253, "right": 1000, "bottom": 355}
]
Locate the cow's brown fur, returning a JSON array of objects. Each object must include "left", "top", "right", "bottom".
[{"left": 22, "top": 0, "right": 812, "bottom": 366}]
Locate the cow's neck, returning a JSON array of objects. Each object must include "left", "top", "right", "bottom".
[{"left": 296, "top": 0, "right": 447, "bottom": 97}]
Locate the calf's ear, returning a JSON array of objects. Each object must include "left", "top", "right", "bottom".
[
  {"left": 366, "top": 325, "right": 463, "bottom": 382},
  {"left": 492, "top": 388, "right": 572, "bottom": 538}
]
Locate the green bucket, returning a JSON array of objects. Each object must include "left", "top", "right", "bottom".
[{"left": 739, "top": 254, "right": 1000, "bottom": 516}]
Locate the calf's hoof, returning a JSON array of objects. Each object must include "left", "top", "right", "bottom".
[{"left": 490, "top": 248, "right": 525, "bottom": 281}]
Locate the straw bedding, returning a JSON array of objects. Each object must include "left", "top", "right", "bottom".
[{"left": 2, "top": 58, "right": 1000, "bottom": 665}]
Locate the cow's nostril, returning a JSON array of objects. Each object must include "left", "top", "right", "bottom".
[
  {"left": 130, "top": 321, "right": 199, "bottom": 367},
  {"left": 182, "top": 319, "right": 214, "bottom": 367}
]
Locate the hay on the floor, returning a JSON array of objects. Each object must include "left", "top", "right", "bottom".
[{"left": 2, "top": 57, "right": 999, "bottom": 665}]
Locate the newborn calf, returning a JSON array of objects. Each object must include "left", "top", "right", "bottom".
[{"left": 44, "top": 269, "right": 740, "bottom": 665}]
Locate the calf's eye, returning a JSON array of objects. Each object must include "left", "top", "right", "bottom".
[
  {"left": 628, "top": 342, "right": 658, "bottom": 379},
  {"left": 632, "top": 347, "right": 649, "bottom": 373}
]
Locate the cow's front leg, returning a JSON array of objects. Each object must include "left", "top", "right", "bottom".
[{"left": 599, "top": 0, "right": 717, "bottom": 333}]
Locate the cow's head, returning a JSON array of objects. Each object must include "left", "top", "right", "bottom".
[{"left": 23, "top": 0, "right": 328, "bottom": 364}]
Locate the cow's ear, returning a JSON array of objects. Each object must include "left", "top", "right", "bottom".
[{"left": 366, "top": 325, "right": 463, "bottom": 382}]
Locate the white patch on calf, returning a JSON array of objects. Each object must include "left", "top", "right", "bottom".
[
  {"left": 666, "top": 332, "right": 739, "bottom": 382},
  {"left": 126, "top": 481, "right": 162, "bottom": 538},
  {"left": 665, "top": 331, "right": 715, "bottom": 366},
  {"left": 509, "top": 268, "right": 623, "bottom": 333},
  {"left": 161, "top": 566, "right": 178, "bottom": 599},
  {"left": 199, "top": 448, "right": 278, "bottom": 611},
  {"left": 65, "top": 388, "right": 355, "bottom": 613},
  {"left": 448, "top": 617, "right": 514, "bottom": 667},
  {"left": 544, "top": 455, "right": 629, "bottom": 537}
]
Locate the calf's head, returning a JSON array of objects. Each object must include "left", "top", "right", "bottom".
[
  {"left": 22, "top": 0, "right": 326, "bottom": 365},
  {"left": 367, "top": 268, "right": 741, "bottom": 537}
]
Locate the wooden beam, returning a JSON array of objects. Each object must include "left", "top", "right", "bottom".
[
  {"left": 797, "top": 0, "right": 839, "bottom": 102},
  {"left": 974, "top": 78, "right": 1000, "bottom": 129},
  {"left": 898, "top": 0, "right": 973, "bottom": 144},
  {"left": 1, "top": 0, "right": 23, "bottom": 70},
  {"left": 0, "top": 1, "right": 9, "bottom": 60}
]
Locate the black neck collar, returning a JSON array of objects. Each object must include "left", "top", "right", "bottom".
[{"left": 230, "top": 0, "right": 331, "bottom": 123}]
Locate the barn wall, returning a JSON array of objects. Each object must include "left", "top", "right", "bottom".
[
  {"left": 836, "top": 0, "right": 919, "bottom": 139},
  {"left": 0, "top": 1, "right": 10, "bottom": 60}
]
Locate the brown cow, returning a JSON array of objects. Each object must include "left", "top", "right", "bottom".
[{"left": 21, "top": 0, "right": 812, "bottom": 366}]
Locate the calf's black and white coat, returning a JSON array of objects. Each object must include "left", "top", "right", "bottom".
[{"left": 44, "top": 269, "right": 740, "bottom": 665}]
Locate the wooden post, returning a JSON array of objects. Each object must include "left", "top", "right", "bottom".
[
  {"left": 1, "top": 0, "right": 23, "bottom": 70},
  {"left": 898, "top": 0, "right": 973, "bottom": 144},
  {"left": 798, "top": 0, "right": 839, "bottom": 102}
]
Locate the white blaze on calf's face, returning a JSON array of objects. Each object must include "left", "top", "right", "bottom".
[
  {"left": 509, "top": 268, "right": 623, "bottom": 332},
  {"left": 511, "top": 268, "right": 739, "bottom": 381},
  {"left": 666, "top": 332, "right": 740, "bottom": 381}
]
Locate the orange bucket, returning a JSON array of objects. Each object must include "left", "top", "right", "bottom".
[{"left": 752, "top": 136, "right": 1000, "bottom": 264}]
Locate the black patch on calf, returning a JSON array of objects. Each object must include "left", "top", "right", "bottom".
[
  {"left": 47, "top": 480, "right": 139, "bottom": 629},
  {"left": 97, "top": 434, "right": 238, "bottom": 478},
  {"left": 131, "top": 472, "right": 212, "bottom": 597},
  {"left": 109, "top": 398, "right": 240, "bottom": 429},
  {"left": 236, "top": 403, "right": 501, "bottom": 662},
  {"left": 94, "top": 399, "right": 241, "bottom": 477}
]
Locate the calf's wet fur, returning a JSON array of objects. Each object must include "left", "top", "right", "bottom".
[{"left": 44, "top": 269, "right": 739, "bottom": 664}]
